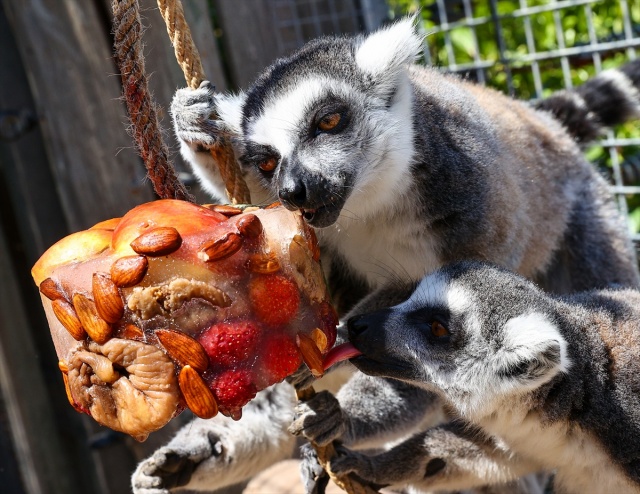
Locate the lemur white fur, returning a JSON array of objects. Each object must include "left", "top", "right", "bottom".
[
  {"left": 132, "top": 18, "right": 640, "bottom": 494},
  {"left": 339, "top": 261, "right": 640, "bottom": 494}
]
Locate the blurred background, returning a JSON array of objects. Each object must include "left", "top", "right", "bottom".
[{"left": 0, "top": 1, "right": 638, "bottom": 493}]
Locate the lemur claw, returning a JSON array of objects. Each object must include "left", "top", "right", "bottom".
[
  {"left": 289, "top": 390, "right": 348, "bottom": 446},
  {"left": 131, "top": 431, "right": 221, "bottom": 493},
  {"left": 300, "top": 442, "right": 331, "bottom": 494}
]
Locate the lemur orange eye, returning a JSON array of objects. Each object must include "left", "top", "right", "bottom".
[
  {"left": 258, "top": 157, "right": 277, "bottom": 172},
  {"left": 431, "top": 321, "right": 449, "bottom": 338},
  {"left": 317, "top": 113, "right": 341, "bottom": 132}
]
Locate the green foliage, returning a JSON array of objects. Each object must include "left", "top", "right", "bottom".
[{"left": 388, "top": 0, "right": 640, "bottom": 234}]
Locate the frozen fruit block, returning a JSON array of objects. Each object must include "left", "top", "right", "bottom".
[{"left": 32, "top": 199, "right": 337, "bottom": 440}]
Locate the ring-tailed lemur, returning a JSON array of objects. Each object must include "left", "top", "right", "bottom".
[
  {"left": 334, "top": 260, "right": 640, "bottom": 494},
  {"left": 132, "top": 18, "right": 640, "bottom": 494}
]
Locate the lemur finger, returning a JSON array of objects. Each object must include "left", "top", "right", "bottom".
[
  {"left": 289, "top": 390, "right": 347, "bottom": 445},
  {"left": 287, "top": 363, "right": 317, "bottom": 390},
  {"left": 300, "top": 442, "right": 331, "bottom": 494}
]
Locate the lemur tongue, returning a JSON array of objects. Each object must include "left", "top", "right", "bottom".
[{"left": 323, "top": 342, "right": 363, "bottom": 370}]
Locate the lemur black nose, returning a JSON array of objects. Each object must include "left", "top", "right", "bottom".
[
  {"left": 347, "top": 315, "right": 369, "bottom": 336},
  {"left": 278, "top": 179, "right": 307, "bottom": 210}
]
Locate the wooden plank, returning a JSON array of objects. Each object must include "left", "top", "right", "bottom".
[
  {"left": 2, "top": 0, "right": 155, "bottom": 232},
  {"left": 212, "top": 0, "right": 282, "bottom": 88},
  {"left": 0, "top": 222, "right": 78, "bottom": 494}
]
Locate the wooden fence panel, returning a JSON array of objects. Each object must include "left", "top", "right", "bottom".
[{"left": 2, "top": 0, "right": 155, "bottom": 232}]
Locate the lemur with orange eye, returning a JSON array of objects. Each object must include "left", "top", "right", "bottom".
[{"left": 132, "top": 18, "right": 640, "bottom": 494}]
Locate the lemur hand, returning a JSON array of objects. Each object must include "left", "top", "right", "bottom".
[
  {"left": 170, "top": 81, "right": 229, "bottom": 150},
  {"left": 330, "top": 441, "right": 444, "bottom": 487},
  {"left": 131, "top": 423, "right": 222, "bottom": 494},
  {"left": 289, "top": 390, "right": 348, "bottom": 446}
]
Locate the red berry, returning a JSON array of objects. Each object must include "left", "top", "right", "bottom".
[
  {"left": 261, "top": 331, "right": 302, "bottom": 383},
  {"left": 210, "top": 368, "right": 257, "bottom": 412},
  {"left": 249, "top": 274, "right": 300, "bottom": 326},
  {"left": 198, "top": 320, "right": 260, "bottom": 367}
]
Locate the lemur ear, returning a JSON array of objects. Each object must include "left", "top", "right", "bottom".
[
  {"left": 355, "top": 16, "right": 423, "bottom": 95},
  {"left": 495, "top": 312, "right": 570, "bottom": 390}
]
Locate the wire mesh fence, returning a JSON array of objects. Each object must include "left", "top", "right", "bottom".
[{"left": 396, "top": 0, "right": 640, "bottom": 244}]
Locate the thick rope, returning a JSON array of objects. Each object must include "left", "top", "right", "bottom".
[
  {"left": 156, "top": 0, "right": 251, "bottom": 204},
  {"left": 112, "top": 0, "right": 194, "bottom": 202}
]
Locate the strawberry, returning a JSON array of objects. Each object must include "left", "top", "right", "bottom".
[
  {"left": 261, "top": 331, "right": 302, "bottom": 382},
  {"left": 210, "top": 368, "right": 257, "bottom": 413},
  {"left": 249, "top": 274, "right": 300, "bottom": 326},
  {"left": 198, "top": 320, "right": 260, "bottom": 368}
]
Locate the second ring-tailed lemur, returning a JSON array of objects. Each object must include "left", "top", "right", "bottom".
[
  {"left": 132, "top": 17, "right": 640, "bottom": 494},
  {"left": 335, "top": 260, "right": 640, "bottom": 494}
]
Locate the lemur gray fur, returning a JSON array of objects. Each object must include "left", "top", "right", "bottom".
[
  {"left": 335, "top": 261, "right": 640, "bottom": 494},
  {"left": 131, "top": 18, "right": 640, "bottom": 494}
]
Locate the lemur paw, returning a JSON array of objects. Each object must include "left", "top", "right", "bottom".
[
  {"left": 170, "top": 81, "right": 228, "bottom": 149},
  {"left": 299, "top": 442, "right": 331, "bottom": 494},
  {"left": 287, "top": 363, "right": 318, "bottom": 390},
  {"left": 289, "top": 390, "right": 348, "bottom": 446},
  {"left": 131, "top": 430, "right": 221, "bottom": 493},
  {"left": 330, "top": 445, "right": 375, "bottom": 480}
]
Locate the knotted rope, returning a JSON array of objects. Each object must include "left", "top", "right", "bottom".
[
  {"left": 155, "top": 0, "right": 251, "bottom": 204},
  {"left": 111, "top": 0, "right": 375, "bottom": 491},
  {"left": 112, "top": 0, "right": 194, "bottom": 202}
]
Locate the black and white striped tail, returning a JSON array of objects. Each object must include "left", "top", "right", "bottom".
[{"left": 534, "top": 58, "right": 640, "bottom": 143}]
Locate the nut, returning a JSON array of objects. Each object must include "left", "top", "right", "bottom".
[
  {"left": 72, "top": 293, "right": 112, "bottom": 344},
  {"left": 237, "top": 214, "right": 263, "bottom": 238},
  {"left": 155, "top": 329, "right": 209, "bottom": 373},
  {"left": 92, "top": 273, "right": 124, "bottom": 323},
  {"left": 296, "top": 333, "right": 324, "bottom": 378},
  {"left": 311, "top": 328, "right": 328, "bottom": 353},
  {"left": 179, "top": 365, "right": 218, "bottom": 419},
  {"left": 130, "top": 227, "right": 182, "bottom": 256},
  {"left": 198, "top": 232, "right": 243, "bottom": 262},
  {"left": 39, "top": 278, "right": 66, "bottom": 301},
  {"left": 246, "top": 251, "right": 281, "bottom": 274},
  {"left": 58, "top": 360, "right": 69, "bottom": 374},
  {"left": 110, "top": 255, "right": 148, "bottom": 287},
  {"left": 207, "top": 204, "right": 243, "bottom": 216},
  {"left": 302, "top": 222, "right": 321, "bottom": 262},
  {"left": 51, "top": 299, "right": 86, "bottom": 341},
  {"left": 122, "top": 324, "right": 145, "bottom": 340}
]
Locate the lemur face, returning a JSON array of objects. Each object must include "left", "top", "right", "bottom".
[
  {"left": 233, "top": 19, "right": 421, "bottom": 228},
  {"left": 347, "top": 262, "right": 571, "bottom": 417}
]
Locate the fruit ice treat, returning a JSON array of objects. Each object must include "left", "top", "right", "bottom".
[{"left": 32, "top": 200, "right": 337, "bottom": 440}]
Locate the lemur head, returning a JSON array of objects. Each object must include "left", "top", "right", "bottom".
[
  {"left": 347, "top": 261, "right": 571, "bottom": 418},
  {"left": 218, "top": 18, "right": 422, "bottom": 227}
]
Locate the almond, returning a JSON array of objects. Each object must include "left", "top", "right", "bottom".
[
  {"left": 130, "top": 227, "right": 182, "bottom": 256},
  {"left": 179, "top": 365, "right": 218, "bottom": 419},
  {"left": 51, "top": 299, "right": 86, "bottom": 340},
  {"left": 72, "top": 293, "right": 112, "bottom": 344},
  {"left": 39, "top": 278, "right": 66, "bottom": 301},
  {"left": 302, "top": 222, "right": 321, "bottom": 262},
  {"left": 311, "top": 328, "right": 328, "bottom": 353},
  {"left": 92, "top": 273, "right": 124, "bottom": 323},
  {"left": 207, "top": 204, "right": 243, "bottom": 216},
  {"left": 246, "top": 251, "right": 281, "bottom": 274},
  {"left": 155, "top": 329, "right": 209, "bottom": 373},
  {"left": 110, "top": 255, "right": 148, "bottom": 287},
  {"left": 121, "top": 324, "right": 145, "bottom": 340},
  {"left": 198, "top": 232, "right": 242, "bottom": 262},
  {"left": 62, "top": 372, "right": 80, "bottom": 413},
  {"left": 296, "top": 333, "right": 324, "bottom": 378},
  {"left": 237, "top": 213, "right": 263, "bottom": 238}
]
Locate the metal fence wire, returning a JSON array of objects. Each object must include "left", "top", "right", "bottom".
[{"left": 408, "top": 0, "right": 640, "bottom": 245}]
